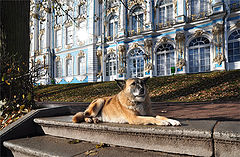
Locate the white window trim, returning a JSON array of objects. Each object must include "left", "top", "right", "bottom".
[
  {"left": 55, "top": 29, "right": 62, "bottom": 49},
  {"left": 157, "top": 1, "right": 174, "bottom": 26},
  {"left": 127, "top": 48, "right": 145, "bottom": 78},
  {"left": 105, "top": 53, "right": 117, "bottom": 78},
  {"left": 227, "top": 30, "right": 240, "bottom": 63},
  {"left": 155, "top": 43, "right": 176, "bottom": 76},
  {"left": 108, "top": 15, "right": 118, "bottom": 39},
  {"left": 77, "top": 55, "right": 87, "bottom": 75},
  {"left": 130, "top": 6, "right": 144, "bottom": 34},
  {"left": 189, "top": 0, "right": 210, "bottom": 20},
  {"left": 65, "top": 26, "right": 74, "bottom": 46},
  {"left": 55, "top": 60, "right": 62, "bottom": 78},
  {"left": 187, "top": 37, "right": 211, "bottom": 73},
  {"left": 65, "top": 57, "right": 74, "bottom": 77}
]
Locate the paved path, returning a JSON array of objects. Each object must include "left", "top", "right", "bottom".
[
  {"left": 152, "top": 102, "right": 240, "bottom": 120},
  {"left": 37, "top": 101, "right": 240, "bottom": 120}
]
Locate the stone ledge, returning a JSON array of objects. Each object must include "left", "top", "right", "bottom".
[
  {"left": 34, "top": 116, "right": 215, "bottom": 138},
  {"left": 213, "top": 121, "right": 240, "bottom": 157},
  {"left": 213, "top": 121, "right": 240, "bottom": 142},
  {"left": 1, "top": 105, "right": 240, "bottom": 157},
  {"left": 4, "top": 135, "right": 184, "bottom": 157},
  {"left": 34, "top": 116, "right": 216, "bottom": 156},
  {"left": 0, "top": 106, "right": 85, "bottom": 156}
]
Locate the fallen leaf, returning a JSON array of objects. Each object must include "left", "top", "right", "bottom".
[
  {"left": 84, "top": 150, "right": 98, "bottom": 156},
  {"left": 68, "top": 139, "right": 81, "bottom": 144}
]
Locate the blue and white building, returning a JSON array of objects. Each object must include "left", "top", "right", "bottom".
[{"left": 29, "top": 0, "right": 240, "bottom": 84}]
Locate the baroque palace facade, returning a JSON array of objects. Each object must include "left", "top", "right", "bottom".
[{"left": 29, "top": 0, "right": 240, "bottom": 84}]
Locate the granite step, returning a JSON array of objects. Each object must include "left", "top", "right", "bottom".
[
  {"left": 34, "top": 115, "right": 217, "bottom": 156},
  {"left": 4, "top": 135, "right": 182, "bottom": 157}
]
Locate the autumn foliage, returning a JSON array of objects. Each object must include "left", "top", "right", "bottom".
[
  {"left": 0, "top": 28, "right": 35, "bottom": 130},
  {"left": 35, "top": 70, "right": 240, "bottom": 103}
]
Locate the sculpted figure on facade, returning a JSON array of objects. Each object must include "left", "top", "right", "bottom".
[
  {"left": 144, "top": 39, "right": 153, "bottom": 72},
  {"left": 212, "top": 23, "right": 225, "bottom": 65},
  {"left": 175, "top": 32, "right": 186, "bottom": 69},
  {"left": 118, "top": 45, "right": 126, "bottom": 75},
  {"left": 96, "top": 48, "right": 103, "bottom": 78},
  {"left": 194, "top": 30, "right": 204, "bottom": 37}
]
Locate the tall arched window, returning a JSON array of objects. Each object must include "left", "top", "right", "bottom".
[
  {"left": 78, "top": 2, "right": 86, "bottom": 16},
  {"left": 78, "top": 56, "right": 86, "bottom": 75},
  {"left": 190, "top": 0, "right": 209, "bottom": 20},
  {"left": 40, "top": 33, "right": 45, "bottom": 50},
  {"left": 66, "top": 26, "right": 73, "bottom": 45},
  {"left": 56, "top": 61, "right": 62, "bottom": 78},
  {"left": 66, "top": 59, "right": 73, "bottom": 76},
  {"left": 106, "top": 53, "right": 117, "bottom": 77},
  {"left": 131, "top": 7, "right": 144, "bottom": 33},
  {"left": 228, "top": 30, "right": 240, "bottom": 62},
  {"left": 55, "top": 29, "right": 62, "bottom": 48},
  {"left": 156, "top": 43, "right": 175, "bottom": 76},
  {"left": 229, "top": 0, "right": 240, "bottom": 11},
  {"left": 158, "top": 0, "right": 173, "bottom": 25},
  {"left": 188, "top": 37, "right": 210, "bottom": 73},
  {"left": 129, "top": 48, "right": 145, "bottom": 78},
  {"left": 109, "top": 15, "right": 118, "bottom": 39}
]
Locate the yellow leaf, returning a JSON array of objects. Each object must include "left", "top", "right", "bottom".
[
  {"left": 22, "top": 94, "right": 25, "bottom": 99},
  {"left": 84, "top": 150, "right": 98, "bottom": 156},
  {"left": 68, "top": 139, "right": 80, "bottom": 144},
  {"left": 96, "top": 143, "right": 104, "bottom": 149},
  {"left": 27, "top": 93, "right": 32, "bottom": 101},
  {"left": 1, "top": 73, "right": 6, "bottom": 81},
  {"left": 20, "top": 105, "right": 25, "bottom": 110},
  {"left": 18, "top": 67, "right": 20, "bottom": 72},
  {"left": 5, "top": 80, "right": 10, "bottom": 85}
]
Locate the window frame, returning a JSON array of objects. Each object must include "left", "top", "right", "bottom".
[
  {"left": 228, "top": 29, "right": 240, "bottom": 63},
  {"left": 157, "top": 0, "right": 174, "bottom": 26},
  {"left": 128, "top": 48, "right": 145, "bottom": 78},
  {"left": 188, "top": 36, "right": 211, "bottom": 73},
  {"left": 130, "top": 6, "right": 144, "bottom": 35},
  {"left": 66, "top": 58, "right": 73, "bottom": 77},
  {"left": 105, "top": 53, "right": 117, "bottom": 77},
  {"left": 189, "top": 0, "right": 210, "bottom": 21},
  {"left": 55, "top": 60, "right": 62, "bottom": 78},
  {"left": 108, "top": 15, "right": 118, "bottom": 39},
  {"left": 77, "top": 56, "right": 86, "bottom": 75},
  {"left": 65, "top": 26, "right": 73, "bottom": 45},
  {"left": 156, "top": 43, "right": 175, "bottom": 76}
]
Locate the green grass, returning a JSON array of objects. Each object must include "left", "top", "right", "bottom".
[{"left": 34, "top": 70, "right": 240, "bottom": 103}]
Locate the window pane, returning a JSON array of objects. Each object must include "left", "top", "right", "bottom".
[
  {"left": 109, "top": 23, "right": 113, "bottom": 37},
  {"left": 129, "top": 48, "right": 144, "bottom": 78},
  {"left": 66, "top": 59, "right": 72, "bottom": 76},
  {"left": 132, "top": 16, "right": 137, "bottom": 32},
  {"left": 228, "top": 43, "right": 233, "bottom": 49},
  {"left": 159, "top": 7, "right": 165, "bottom": 23},
  {"left": 139, "top": 14, "right": 143, "bottom": 29},
  {"left": 56, "top": 61, "right": 61, "bottom": 77},
  {"left": 66, "top": 26, "right": 73, "bottom": 45},
  {"left": 234, "top": 41, "right": 239, "bottom": 48},
  {"left": 114, "top": 21, "right": 118, "bottom": 36},
  {"left": 167, "top": 5, "right": 173, "bottom": 21},
  {"left": 234, "top": 54, "right": 240, "bottom": 62},
  {"left": 56, "top": 30, "right": 62, "bottom": 48}
]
